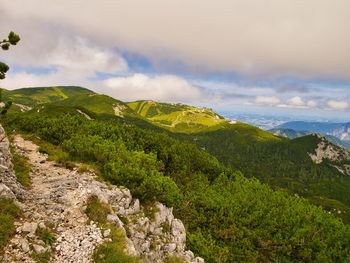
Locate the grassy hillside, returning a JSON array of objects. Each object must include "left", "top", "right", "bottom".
[
  {"left": 127, "top": 100, "right": 229, "bottom": 133},
  {"left": 53, "top": 93, "right": 136, "bottom": 117},
  {"left": 1, "top": 86, "right": 93, "bottom": 106}
]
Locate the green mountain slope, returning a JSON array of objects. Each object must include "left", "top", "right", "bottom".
[
  {"left": 1, "top": 86, "right": 146, "bottom": 122},
  {"left": 1, "top": 86, "right": 93, "bottom": 106},
  {"left": 182, "top": 128, "right": 350, "bottom": 222},
  {"left": 3, "top": 109, "right": 350, "bottom": 263},
  {"left": 127, "top": 100, "right": 230, "bottom": 133},
  {"left": 3, "top": 86, "right": 350, "bottom": 224}
]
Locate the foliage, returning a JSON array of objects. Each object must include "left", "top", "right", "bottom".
[
  {"left": 0, "top": 31, "right": 20, "bottom": 79},
  {"left": 31, "top": 251, "right": 51, "bottom": 263},
  {"left": 0, "top": 31, "right": 20, "bottom": 117},
  {"left": 85, "top": 195, "right": 111, "bottom": 224},
  {"left": 164, "top": 256, "right": 185, "bottom": 263},
  {"left": 11, "top": 146, "right": 31, "bottom": 187},
  {"left": 0, "top": 198, "right": 21, "bottom": 253},
  {"left": 182, "top": 125, "right": 350, "bottom": 223},
  {"left": 93, "top": 226, "right": 140, "bottom": 263},
  {"left": 3, "top": 112, "right": 350, "bottom": 262},
  {"left": 36, "top": 227, "right": 56, "bottom": 246}
]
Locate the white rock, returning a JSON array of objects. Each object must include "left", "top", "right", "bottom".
[
  {"left": 33, "top": 244, "right": 46, "bottom": 254},
  {"left": 103, "top": 229, "right": 111, "bottom": 237},
  {"left": 22, "top": 222, "right": 38, "bottom": 233},
  {"left": 0, "top": 183, "right": 16, "bottom": 200},
  {"left": 19, "top": 238, "right": 30, "bottom": 253}
]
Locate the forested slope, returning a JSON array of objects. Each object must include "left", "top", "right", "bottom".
[{"left": 2, "top": 110, "right": 350, "bottom": 262}]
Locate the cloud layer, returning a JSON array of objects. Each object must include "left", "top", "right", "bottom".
[
  {"left": 1, "top": 0, "right": 350, "bottom": 79},
  {"left": 0, "top": 0, "right": 349, "bottom": 120},
  {"left": 103, "top": 74, "right": 201, "bottom": 102}
]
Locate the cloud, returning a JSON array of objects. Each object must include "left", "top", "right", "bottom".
[
  {"left": 1, "top": 0, "right": 350, "bottom": 80},
  {"left": 307, "top": 100, "right": 317, "bottom": 108},
  {"left": 255, "top": 96, "right": 281, "bottom": 106},
  {"left": 327, "top": 100, "right": 349, "bottom": 110},
  {"left": 102, "top": 74, "right": 201, "bottom": 102},
  {"left": 48, "top": 37, "right": 128, "bottom": 76},
  {"left": 287, "top": 96, "right": 304, "bottom": 107},
  {"left": 277, "top": 84, "right": 310, "bottom": 93},
  {"left": 0, "top": 37, "right": 127, "bottom": 89}
]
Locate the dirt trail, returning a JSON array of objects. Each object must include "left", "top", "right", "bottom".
[{"left": 3, "top": 135, "right": 104, "bottom": 263}]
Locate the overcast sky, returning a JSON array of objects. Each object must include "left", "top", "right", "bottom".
[{"left": 0, "top": 0, "right": 349, "bottom": 120}]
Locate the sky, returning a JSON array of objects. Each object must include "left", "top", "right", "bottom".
[{"left": 0, "top": 0, "right": 349, "bottom": 121}]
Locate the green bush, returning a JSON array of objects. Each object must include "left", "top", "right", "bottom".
[
  {"left": 85, "top": 195, "right": 111, "bottom": 224},
  {"left": 12, "top": 148, "right": 31, "bottom": 187},
  {"left": 93, "top": 226, "right": 140, "bottom": 263},
  {"left": 0, "top": 198, "right": 20, "bottom": 253}
]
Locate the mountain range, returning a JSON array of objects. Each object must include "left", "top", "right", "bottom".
[
  {"left": 1, "top": 86, "right": 350, "bottom": 262},
  {"left": 277, "top": 121, "right": 350, "bottom": 141}
]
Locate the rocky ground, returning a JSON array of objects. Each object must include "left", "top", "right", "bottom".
[{"left": 0, "top": 128, "right": 203, "bottom": 263}]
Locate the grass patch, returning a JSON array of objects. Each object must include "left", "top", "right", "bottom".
[
  {"left": 35, "top": 227, "right": 56, "bottom": 246},
  {"left": 0, "top": 198, "right": 21, "bottom": 254},
  {"left": 11, "top": 147, "right": 31, "bottom": 187},
  {"left": 164, "top": 256, "right": 185, "bottom": 263},
  {"left": 85, "top": 195, "right": 111, "bottom": 224},
  {"left": 93, "top": 226, "right": 140, "bottom": 263},
  {"left": 31, "top": 251, "right": 50, "bottom": 263}
]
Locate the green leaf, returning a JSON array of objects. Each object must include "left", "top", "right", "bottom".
[
  {"left": 8, "top": 31, "right": 20, "bottom": 45},
  {"left": 1, "top": 43, "right": 10, "bottom": 50},
  {"left": 0, "top": 62, "right": 9, "bottom": 73}
]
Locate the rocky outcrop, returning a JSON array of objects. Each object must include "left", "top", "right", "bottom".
[
  {"left": 0, "top": 125, "right": 25, "bottom": 200},
  {"left": 1, "top": 131, "right": 203, "bottom": 262},
  {"left": 308, "top": 135, "right": 350, "bottom": 176}
]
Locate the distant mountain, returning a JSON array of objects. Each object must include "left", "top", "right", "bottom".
[
  {"left": 127, "top": 100, "right": 231, "bottom": 133},
  {"left": 278, "top": 121, "right": 350, "bottom": 141},
  {"left": 269, "top": 128, "right": 350, "bottom": 149}
]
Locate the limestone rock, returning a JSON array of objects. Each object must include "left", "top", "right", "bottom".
[
  {"left": 19, "top": 238, "right": 30, "bottom": 253},
  {"left": 0, "top": 183, "right": 16, "bottom": 200},
  {"left": 32, "top": 244, "right": 46, "bottom": 254},
  {"left": 22, "top": 222, "right": 38, "bottom": 234}
]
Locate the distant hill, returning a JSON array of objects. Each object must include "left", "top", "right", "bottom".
[
  {"left": 278, "top": 121, "right": 350, "bottom": 141},
  {"left": 127, "top": 100, "right": 230, "bottom": 133},
  {"left": 269, "top": 128, "right": 350, "bottom": 149},
  {"left": 1, "top": 86, "right": 93, "bottom": 107}
]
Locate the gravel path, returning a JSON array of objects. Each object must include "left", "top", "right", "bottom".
[{"left": 3, "top": 135, "right": 104, "bottom": 263}]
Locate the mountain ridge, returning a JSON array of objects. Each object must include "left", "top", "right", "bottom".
[{"left": 1, "top": 86, "right": 350, "bottom": 262}]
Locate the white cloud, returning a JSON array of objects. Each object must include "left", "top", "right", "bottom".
[
  {"left": 0, "top": 37, "right": 127, "bottom": 90},
  {"left": 48, "top": 37, "right": 127, "bottom": 76},
  {"left": 102, "top": 74, "right": 201, "bottom": 102},
  {"left": 327, "top": 100, "right": 349, "bottom": 110},
  {"left": 307, "top": 100, "right": 317, "bottom": 108},
  {"left": 287, "top": 96, "right": 304, "bottom": 107},
  {"left": 254, "top": 96, "right": 281, "bottom": 106}
]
